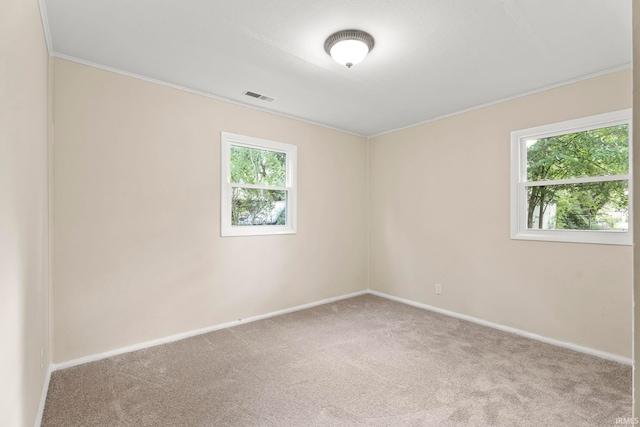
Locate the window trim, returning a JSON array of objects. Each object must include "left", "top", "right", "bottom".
[
  {"left": 221, "top": 132, "right": 297, "bottom": 237},
  {"left": 510, "top": 109, "right": 632, "bottom": 245}
]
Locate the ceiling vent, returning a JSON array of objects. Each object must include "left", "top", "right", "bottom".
[{"left": 243, "top": 91, "right": 274, "bottom": 102}]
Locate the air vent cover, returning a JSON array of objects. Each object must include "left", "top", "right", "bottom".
[{"left": 243, "top": 91, "right": 274, "bottom": 102}]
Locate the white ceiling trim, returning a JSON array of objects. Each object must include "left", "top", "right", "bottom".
[
  {"left": 369, "top": 64, "right": 631, "bottom": 139},
  {"left": 37, "top": 0, "right": 53, "bottom": 54},
  {"left": 50, "top": 53, "right": 367, "bottom": 138},
  {"left": 47, "top": 53, "right": 631, "bottom": 141}
]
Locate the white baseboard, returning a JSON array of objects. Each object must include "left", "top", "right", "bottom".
[
  {"left": 368, "top": 290, "right": 632, "bottom": 366},
  {"left": 34, "top": 364, "right": 52, "bottom": 427},
  {"left": 53, "top": 290, "right": 368, "bottom": 371},
  {"left": 52, "top": 288, "right": 631, "bottom": 373}
]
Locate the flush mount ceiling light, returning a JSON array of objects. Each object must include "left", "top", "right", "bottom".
[{"left": 324, "top": 29, "right": 374, "bottom": 68}]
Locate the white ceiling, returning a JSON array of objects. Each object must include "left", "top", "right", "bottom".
[{"left": 42, "top": 0, "right": 631, "bottom": 137}]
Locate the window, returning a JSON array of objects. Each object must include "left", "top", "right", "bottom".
[
  {"left": 221, "top": 132, "right": 297, "bottom": 237},
  {"left": 510, "top": 109, "right": 632, "bottom": 245}
]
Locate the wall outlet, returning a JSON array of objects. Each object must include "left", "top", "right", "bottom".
[{"left": 435, "top": 283, "right": 442, "bottom": 295}]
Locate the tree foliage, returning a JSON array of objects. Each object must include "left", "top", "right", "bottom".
[
  {"left": 230, "top": 146, "right": 287, "bottom": 226},
  {"left": 526, "top": 125, "right": 628, "bottom": 230}
]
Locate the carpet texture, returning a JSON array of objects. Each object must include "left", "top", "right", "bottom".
[{"left": 42, "top": 294, "right": 631, "bottom": 426}]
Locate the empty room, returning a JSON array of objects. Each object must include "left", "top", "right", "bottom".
[{"left": 3, "top": 0, "right": 639, "bottom": 426}]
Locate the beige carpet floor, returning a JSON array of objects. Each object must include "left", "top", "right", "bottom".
[{"left": 42, "top": 294, "right": 631, "bottom": 426}]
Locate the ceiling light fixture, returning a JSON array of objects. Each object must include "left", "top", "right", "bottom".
[{"left": 324, "top": 29, "right": 374, "bottom": 68}]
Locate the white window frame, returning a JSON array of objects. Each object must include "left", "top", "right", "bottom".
[
  {"left": 221, "top": 132, "right": 297, "bottom": 237},
  {"left": 510, "top": 109, "right": 632, "bottom": 245}
]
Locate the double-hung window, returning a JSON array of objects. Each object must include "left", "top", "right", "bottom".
[
  {"left": 221, "top": 132, "right": 297, "bottom": 237},
  {"left": 510, "top": 109, "right": 632, "bottom": 245}
]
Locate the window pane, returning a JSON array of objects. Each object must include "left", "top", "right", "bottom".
[
  {"left": 232, "top": 188, "right": 287, "bottom": 226},
  {"left": 230, "top": 145, "right": 286, "bottom": 187},
  {"left": 526, "top": 124, "right": 628, "bottom": 182},
  {"left": 526, "top": 181, "right": 628, "bottom": 231}
]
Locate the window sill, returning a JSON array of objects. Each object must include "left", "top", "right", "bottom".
[
  {"left": 221, "top": 225, "right": 297, "bottom": 237},
  {"left": 511, "top": 229, "right": 631, "bottom": 246}
]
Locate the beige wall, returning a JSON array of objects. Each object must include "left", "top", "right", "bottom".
[
  {"left": 0, "top": 0, "right": 50, "bottom": 426},
  {"left": 52, "top": 50, "right": 632, "bottom": 365},
  {"left": 52, "top": 58, "right": 369, "bottom": 363},
  {"left": 369, "top": 70, "right": 633, "bottom": 358}
]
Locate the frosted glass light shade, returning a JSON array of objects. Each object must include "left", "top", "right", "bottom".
[
  {"left": 330, "top": 40, "right": 370, "bottom": 68},
  {"left": 324, "top": 30, "right": 374, "bottom": 68}
]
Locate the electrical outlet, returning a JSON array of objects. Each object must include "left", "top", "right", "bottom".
[{"left": 435, "top": 283, "right": 442, "bottom": 295}]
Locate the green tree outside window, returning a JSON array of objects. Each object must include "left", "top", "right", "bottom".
[
  {"left": 526, "top": 125, "right": 628, "bottom": 231},
  {"left": 230, "top": 145, "right": 287, "bottom": 226}
]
